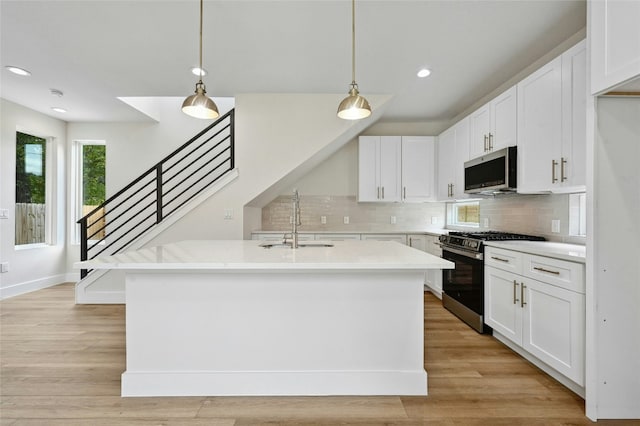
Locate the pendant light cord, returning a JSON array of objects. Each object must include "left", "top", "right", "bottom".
[
  {"left": 199, "top": 0, "right": 204, "bottom": 83},
  {"left": 351, "top": 0, "right": 356, "bottom": 85}
]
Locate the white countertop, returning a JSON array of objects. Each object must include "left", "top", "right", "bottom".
[
  {"left": 252, "top": 229, "right": 449, "bottom": 236},
  {"left": 484, "top": 241, "right": 586, "bottom": 263},
  {"left": 75, "top": 239, "right": 454, "bottom": 272}
]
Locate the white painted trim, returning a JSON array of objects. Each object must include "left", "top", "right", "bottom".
[
  {"left": 122, "top": 370, "right": 428, "bottom": 397},
  {"left": 0, "top": 273, "right": 68, "bottom": 300}
]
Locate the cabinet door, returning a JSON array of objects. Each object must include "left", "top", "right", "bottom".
[
  {"left": 522, "top": 278, "right": 585, "bottom": 386},
  {"left": 437, "top": 127, "right": 455, "bottom": 200},
  {"left": 407, "top": 234, "right": 427, "bottom": 251},
  {"left": 361, "top": 234, "right": 407, "bottom": 244},
  {"left": 590, "top": 0, "right": 640, "bottom": 94},
  {"left": 491, "top": 86, "right": 517, "bottom": 152},
  {"left": 452, "top": 117, "right": 470, "bottom": 199},
  {"left": 379, "top": 136, "right": 402, "bottom": 202},
  {"left": 358, "top": 136, "right": 380, "bottom": 202},
  {"left": 402, "top": 136, "right": 435, "bottom": 202},
  {"left": 485, "top": 266, "right": 522, "bottom": 346},
  {"left": 517, "top": 56, "right": 563, "bottom": 193},
  {"left": 469, "top": 104, "right": 491, "bottom": 159},
  {"left": 560, "top": 40, "right": 587, "bottom": 191}
]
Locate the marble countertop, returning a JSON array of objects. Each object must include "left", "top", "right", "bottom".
[
  {"left": 484, "top": 241, "right": 586, "bottom": 263},
  {"left": 75, "top": 239, "right": 454, "bottom": 272}
]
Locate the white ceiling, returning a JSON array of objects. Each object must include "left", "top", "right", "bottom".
[{"left": 0, "top": 0, "right": 586, "bottom": 123}]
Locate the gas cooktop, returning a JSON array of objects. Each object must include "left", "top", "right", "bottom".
[
  {"left": 439, "top": 231, "right": 545, "bottom": 253},
  {"left": 447, "top": 231, "right": 546, "bottom": 241}
]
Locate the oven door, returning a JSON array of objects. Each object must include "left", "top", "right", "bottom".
[{"left": 441, "top": 249, "right": 484, "bottom": 316}]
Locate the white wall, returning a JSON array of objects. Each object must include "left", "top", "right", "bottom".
[{"left": 0, "top": 99, "right": 68, "bottom": 298}]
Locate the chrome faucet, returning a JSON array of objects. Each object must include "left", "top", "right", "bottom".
[{"left": 283, "top": 189, "right": 301, "bottom": 248}]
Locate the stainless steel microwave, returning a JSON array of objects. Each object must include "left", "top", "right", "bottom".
[{"left": 464, "top": 146, "right": 517, "bottom": 194}]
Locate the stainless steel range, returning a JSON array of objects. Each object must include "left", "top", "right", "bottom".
[{"left": 439, "top": 231, "right": 545, "bottom": 333}]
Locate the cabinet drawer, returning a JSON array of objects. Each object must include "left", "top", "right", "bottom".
[
  {"left": 523, "top": 254, "right": 585, "bottom": 293},
  {"left": 485, "top": 247, "right": 523, "bottom": 273},
  {"left": 316, "top": 234, "right": 361, "bottom": 241},
  {"left": 361, "top": 234, "right": 407, "bottom": 244}
]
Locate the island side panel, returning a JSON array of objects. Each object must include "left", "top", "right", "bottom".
[{"left": 122, "top": 270, "right": 427, "bottom": 396}]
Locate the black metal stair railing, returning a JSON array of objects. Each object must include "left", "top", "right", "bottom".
[{"left": 77, "top": 109, "right": 235, "bottom": 279}]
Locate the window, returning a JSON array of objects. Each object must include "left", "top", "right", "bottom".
[
  {"left": 74, "top": 141, "right": 106, "bottom": 243},
  {"left": 569, "top": 193, "right": 586, "bottom": 237},
  {"left": 15, "top": 132, "right": 48, "bottom": 245},
  {"left": 448, "top": 201, "right": 480, "bottom": 228}
]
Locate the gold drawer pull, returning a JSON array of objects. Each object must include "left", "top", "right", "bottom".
[
  {"left": 491, "top": 256, "right": 509, "bottom": 263},
  {"left": 533, "top": 266, "right": 560, "bottom": 275}
]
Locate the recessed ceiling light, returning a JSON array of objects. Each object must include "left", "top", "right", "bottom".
[
  {"left": 51, "top": 107, "right": 67, "bottom": 113},
  {"left": 417, "top": 68, "right": 431, "bottom": 78},
  {"left": 191, "top": 67, "right": 207, "bottom": 77},
  {"left": 5, "top": 66, "right": 31, "bottom": 76}
]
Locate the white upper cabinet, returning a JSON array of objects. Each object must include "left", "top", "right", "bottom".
[
  {"left": 590, "top": 0, "right": 640, "bottom": 94},
  {"left": 517, "top": 40, "right": 586, "bottom": 193},
  {"left": 358, "top": 136, "right": 402, "bottom": 202},
  {"left": 437, "top": 117, "right": 470, "bottom": 201},
  {"left": 401, "top": 136, "right": 436, "bottom": 202},
  {"left": 359, "top": 136, "right": 435, "bottom": 203},
  {"left": 469, "top": 86, "right": 517, "bottom": 159}
]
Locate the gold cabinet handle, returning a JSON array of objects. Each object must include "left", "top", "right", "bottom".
[
  {"left": 382, "top": 186, "right": 385, "bottom": 199},
  {"left": 491, "top": 256, "right": 509, "bottom": 263},
  {"left": 488, "top": 132, "right": 493, "bottom": 150},
  {"left": 521, "top": 283, "right": 526, "bottom": 308},
  {"left": 403, "top": 186, "right": 406, "bottom": 199},
  {"left": 484, "top": 135, "right": 488, "bottom": 152},
  {"left": 450, "top": 183, "right": 454, "bottom": 197},
  {"left": 533, "top": 266, "right": 560, "bottom": 275},
  {"left": 552, "top": 159, "right": 559, "bottom": 183},
  {"left": 377, "top": 187, "right": 380, "bottom": 199},
  {"left": 513, "top": 280, "right": 519, "bottom": 304},
  {"left": 561, "top": 157, "right": 568, "bottom": 182}
]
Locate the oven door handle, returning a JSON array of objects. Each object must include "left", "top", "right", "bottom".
[{"left": 439, "top": 244, "right": 484, "bottom": 260}]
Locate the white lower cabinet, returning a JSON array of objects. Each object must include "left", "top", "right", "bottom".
[
  {"left": 361, "top": 234, "right": 407, "bottom": 244},
  {"left": 485, "top": 246, "right": 585, "bottom": 388},
  {"left": 408, "top": 234, "right": 443, "bottom": 298}
]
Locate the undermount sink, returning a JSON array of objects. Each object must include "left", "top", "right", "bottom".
[{"left": 259, "top": 241, "right": 334, "bottom": 249}]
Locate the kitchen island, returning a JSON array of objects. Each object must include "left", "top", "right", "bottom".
[{"left": 75, "top": 239, "right": 453, "bottom": 397}]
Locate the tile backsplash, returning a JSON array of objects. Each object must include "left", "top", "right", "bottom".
[
  {"left": 261, "top": 193, "right": 585, "bottom": 245},
  {"left": 261, "top": 195, "right": 446, "bottom": 232}
]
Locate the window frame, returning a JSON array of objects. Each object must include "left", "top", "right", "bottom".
[
  {"left": 447, "top": 200, "right": 481, "bottom": 229},
  {"left": 14, "top": 131, "right": 54, "bottom": 248},
  {"left": 71, "top": 140, "right": 106, "bottom": 245}
]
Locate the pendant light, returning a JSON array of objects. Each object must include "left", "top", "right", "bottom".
[
  {"left": 337, "top": 0, "right": 371, "bottom": 120},
  {"left": 182, "top": 0, "right": 219, "bottom": 119}
]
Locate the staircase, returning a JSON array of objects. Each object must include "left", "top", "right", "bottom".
[{"left": 77, "top": 109, "right": 236, "bottom": 280}]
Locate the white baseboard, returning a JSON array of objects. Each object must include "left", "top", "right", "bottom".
[
  {"left": 121, "top": 370, "right": 428, "bottom": 397},
  {"left": 0, "top": 274, "right": 69, "bottom": 300}
]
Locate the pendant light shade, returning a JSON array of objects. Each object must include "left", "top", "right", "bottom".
[
  {"left": 337, "top": 83, "right": 371, "bottom": 120},
  {"left": 337, "top": 0, "right": 371, "bottom": 120},
  {"left": 182, "top": 82, "right": 219, "bottom": 119},
  {"left": 182, "top": 0, "right": 219, "bottom": 119}
]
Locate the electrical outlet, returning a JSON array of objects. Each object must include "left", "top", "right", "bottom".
[
  {"left": 0, "top": 209, "right": 8, "bottom": 219},
  {"left": 343, "top": 216, "right": 350, "bottom": 224},
  {"left": 431, "top": 216, "right": 438, "bottom": 225},
  {"left": 552, "top": 219, "right": 561, "bottom": 233},
  {"left": 483, "top": 218, "right": 489, "bottom": 228},
  {"left": 320, "top": 216, "right": 327, "bottom": 224},
  {"left": 390, "top": 216, "right": 396, "bottom": 224},
  {"left": 224, "top": 208, "right": 233, "bottom": 220},
  {"left": 1, "top": 262, "right": 8, "bottom": 273}
]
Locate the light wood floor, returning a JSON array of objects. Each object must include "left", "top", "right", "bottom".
[{"left": 0, "top": 283, "right": 636, "bottom": 425}]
